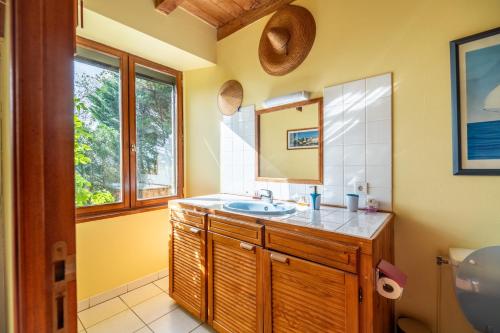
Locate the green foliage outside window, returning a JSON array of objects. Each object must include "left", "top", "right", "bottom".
[{"left": 74, "top": 61, "right": 175, "bottom": 207}]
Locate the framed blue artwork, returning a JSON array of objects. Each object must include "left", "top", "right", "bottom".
[{"left": 451, "top": 27, "right": 500, "bottom": 175}]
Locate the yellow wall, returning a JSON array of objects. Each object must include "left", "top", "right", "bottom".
[
  {"left": 76, "top": 209, "right": 169, "bottom": 300},
  {"left": 184, "top": 0, "right": 500, "bottom": 332},
  {"left": 260, "top": 103, "right": 319, "bottom": 180},
  {"left": 84, "top": 0, "right": 216, "bottom": 64}
]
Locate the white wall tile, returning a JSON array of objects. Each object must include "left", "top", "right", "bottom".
[
  {"left": 344, "top": 165, "right": 366, "bottom": 187},
  {"left": 324, "top": 145, "right": 343, "bottom": 166},
  {"left": 344, "top": 144, "right": 365, "bottom": 166},
  {"left": 344, "top": 102, "right": 366, "bottom": 124},
  {"left": 324, "top": 117, "right": 344, "bottom": 146},
  {"left": 366, "top": 120, "right": 391, "bottom": 144},
  {"left": 343, "top": 121, "right": 365, "bottom": 145},
  {"left": 367, "top": 165, "right": 392, "bottom": 189},
  {"left": 366, "top": 143, "right": 391, "bottom": 166},
  {"left": 366, "top": 96, "right": 391, "bottom": 122},
  {"left": 366, "top": 73, "right": 391, "bottom": 99},
  {"left": 324, "top": 165, "right": 343, "bottom": 187},
  {"left": 368, "top": 187, "right": 392, "bottom": 211},
  {"left": 324, "top": 85, "right": 343, "bottom": 107},
  {"left": 323, "top": 186, "right": 344, "bottom": 206},
  {"left": 343, "top": 79, "right": 366, "bottom": 108}
]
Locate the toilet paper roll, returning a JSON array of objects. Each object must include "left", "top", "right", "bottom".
[{"left": 377, "top": 276, "right": 404, "bottom": 299}]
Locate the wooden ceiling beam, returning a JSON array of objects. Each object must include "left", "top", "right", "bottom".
[
  {"left": 155, "top": 0, "right": 184, "bottom": 14},
  {"left": 217, "top": 0, "right": 295, "bottom": 40}
]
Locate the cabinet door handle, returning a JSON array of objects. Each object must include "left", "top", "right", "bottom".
[
  {"left": 189, "top": 227, "right": 201, "bottom": 235},
  {"left": 240, "top": 242, "right": 255, "bottom": 251},
  {"left": 270, "top": 253, "right": 289, "bottom": 264}
]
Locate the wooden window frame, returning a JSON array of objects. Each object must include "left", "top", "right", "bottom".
[{"left": 75, "top": 37, "right": 184, "bottom": 222}]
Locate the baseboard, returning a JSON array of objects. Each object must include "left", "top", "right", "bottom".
[{"left": 77, "top": 268, "right": 169, "bottom": 312}]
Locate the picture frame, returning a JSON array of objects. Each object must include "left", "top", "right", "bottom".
[
  {"left": 451, "top": 27, "right": 500, "bottom": 175},
  {"left": 287, "top": 127, "right": 319, "bottom": 150}
]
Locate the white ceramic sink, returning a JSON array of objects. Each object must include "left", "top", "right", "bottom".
[{"left": 223, "top": 200, "right": 296, "bottom": 216}]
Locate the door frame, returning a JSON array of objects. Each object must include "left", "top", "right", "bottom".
[{"left": 11, "top": 0, "right": 77, "bottom": 332}]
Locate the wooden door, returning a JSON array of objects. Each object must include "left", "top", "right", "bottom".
[
  {"left": 169, "top": 220, "right": 207, "bottom": 321},
  {"left": 11, "top": 0, "right": 77, "bottom": 332},
  {"left": 207, "top": 232, "right": 263, "bottom": 333},
  {"left": 263, "top": 250, "right": 359, "bottom": 333}
]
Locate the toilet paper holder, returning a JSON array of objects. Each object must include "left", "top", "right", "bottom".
[{"left": 376, "top": 260, "right": 407, "bottom": 299}]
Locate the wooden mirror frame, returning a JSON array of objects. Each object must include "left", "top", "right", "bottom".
[{"left": 255, "top": 97, "right": 324, "bottom": 184}]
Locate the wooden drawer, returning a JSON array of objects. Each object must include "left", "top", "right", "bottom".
[
  {"left": 265, "top": 226, "right": 359, "bottom": 273},
  {"left": 169, "top": 220, "right": 207, "bottom": 321},
  {"left": 208, "top": 215, "right": 263, "bottom": 246},
  {"left": 170, "top": 208, "right": 207, "bottom": 229},
  {"left": 207, "top": 232, "right": 263, "bottom": 333}
]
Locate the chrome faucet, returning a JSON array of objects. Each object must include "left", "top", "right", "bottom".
[{"left": 258, "top": 189, "right": 273, "bottom": 203}]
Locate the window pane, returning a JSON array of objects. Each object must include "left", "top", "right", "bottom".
[
  {"left": 74, "top": 46, "right": 123, "bottom": 208},
  {"left": 135, "top": 64, "right": 177, "bottom": 200}
]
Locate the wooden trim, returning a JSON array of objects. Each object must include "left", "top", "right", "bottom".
[
  {"left": 128, "top": 54, "right": 184, "bottom": 208},
  {"left": 76, "top": 202, "right": 171, "bottom": 223},
  {"left": 255, "top": 98, "right": 323, "bottom": 185},
  {"left": 74, "top": 39, "right": 184, "bottom": 218},
  {"left": 256, "top": 98, "right": 322, "bottom": 115},
  {"left": 75, "top": 37, "right": 131, "bottom": 215},
  {"left": 12, "top": 0, "right": 77, "bottom": 331},
  {"left": 217, "top": 0, "right": 296, "bottom": 40},
  {"left": 154, "top": 0, "right": 184, "bottom": 14}
]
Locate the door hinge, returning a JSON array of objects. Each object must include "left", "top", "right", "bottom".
[{"left": 358, "top": 287, "right": 363, "bottom": 303}]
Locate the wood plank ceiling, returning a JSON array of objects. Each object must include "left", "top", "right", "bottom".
[{"left": 155, "top": 0, "right": 295, "bottom": 40}]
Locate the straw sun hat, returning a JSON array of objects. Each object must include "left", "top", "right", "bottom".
[
  {"left": 259, "top": 5, "right": 316, "bottom": 76},
  {"left": 217, "top": 80, "right": 243, "bottom": 116}
]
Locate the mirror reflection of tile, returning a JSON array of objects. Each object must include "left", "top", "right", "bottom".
[{"left": 220, "top": 73, "right": 392, "bottom": 211}]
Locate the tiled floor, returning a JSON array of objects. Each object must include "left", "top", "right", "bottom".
[{"left": 78, "top": 277, "right": 216, "bottom": 333}]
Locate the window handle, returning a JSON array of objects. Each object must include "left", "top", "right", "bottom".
[{"left": 130, "top": 144, "right": 136, "bottom": 152}]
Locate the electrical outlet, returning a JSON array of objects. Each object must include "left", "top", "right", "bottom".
[{"left": 354, "top": 181, "right": 368, "bottom": 195}]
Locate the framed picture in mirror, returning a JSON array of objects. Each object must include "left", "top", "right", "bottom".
[{"left": 287, "top": 127, "right": 319, "bottom": 150}]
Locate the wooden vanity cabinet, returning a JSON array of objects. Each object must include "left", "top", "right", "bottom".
[
  {"left": 169, "top": 209, "right": 207, "bottom": 321},
  {"left": 207, "top": 214, "right": 264, "bottom": 333},
  {"left": 263, "top": 250, "right": 359, "bottom": 333}
]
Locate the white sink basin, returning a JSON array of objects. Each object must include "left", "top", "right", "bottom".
[{"left": 223, "top": 200, "right": 296, "bottom": 216}]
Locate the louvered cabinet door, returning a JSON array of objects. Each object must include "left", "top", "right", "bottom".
[
  {"left": 263, "top": 250, "right": 359, "bottom": 333},
  {"left": 169, "top": 220, "right": 207, "bottom": 321},
  {"left": 208, "top": 232, "right": 263, "bottom": 333}
]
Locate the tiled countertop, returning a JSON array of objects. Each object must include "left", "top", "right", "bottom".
[{"left": 169, "top": 194, "right": 393, "bottom": 240}]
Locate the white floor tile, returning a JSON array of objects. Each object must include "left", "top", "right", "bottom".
[
  {"left": 149, "top": 308, "right": 200, "bottom": 333},
  {"left": 78, "top": 318, "right": 85, "bottom": 332},
  {"left": 79, "top": 298, "right": 128, "bottom": 328},
  {"left": 191, "top": 324, "right": 216, "bottom": 333},
  {"left": 135, "top": 327, "right": 153, "bottom": 333},
  {"left": 153, "top": 277, "right": 168, "bottom": 292},
  {"left": 86, "top": 310, "right": 144, "bottom": 333},
  {"left": 121, "top": 283, "right": 163, "bottom": 307},
  {"left": 132, "top": 293, "right": 178, "bottom": 324}
]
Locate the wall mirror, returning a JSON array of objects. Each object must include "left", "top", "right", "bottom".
[{"left": 256, "top": 98, "right": 323, "bottom": 184}]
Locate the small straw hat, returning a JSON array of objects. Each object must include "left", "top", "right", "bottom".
[
  {"left": 259, "top": 5, "right": 316, "bottom": 76},
  {"left": 218, "top": 80, "right": 243, "bottom": 116}
]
